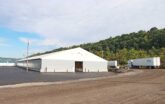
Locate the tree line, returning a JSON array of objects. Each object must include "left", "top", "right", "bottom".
[{"left": 31, "top": 27, "right": 165, "bottom": 68}]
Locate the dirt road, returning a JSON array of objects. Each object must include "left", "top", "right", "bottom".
[{"left": 0, "top": 70, "right": 165, "bottom": 104}]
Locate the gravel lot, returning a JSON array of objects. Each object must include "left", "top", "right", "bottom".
[
  {"left": 0, "top": 69, "right": 165, "bottom": 104},
  {"left": 0, "top": 66, "right": 115, "bottom": 85}
]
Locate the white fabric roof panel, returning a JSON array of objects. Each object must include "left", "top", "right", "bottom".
[{"left": 20, "top": 47, "right": 107, "bottom": 62}]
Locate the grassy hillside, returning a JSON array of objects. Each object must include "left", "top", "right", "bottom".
[{"left": 31, "top": 27, "right": 165, "bottom": 67}]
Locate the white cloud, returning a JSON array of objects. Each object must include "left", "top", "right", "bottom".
[
  {"left": 19, "top": 37, "right": 61, "bottom": 56},
  {"left": 1, "top": 0, "right": 165, "bottom": 47},
  {"left": 19, "top": 37, "right": 67, "bottom": 47}
]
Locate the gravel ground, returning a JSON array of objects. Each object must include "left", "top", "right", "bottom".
[{"left": 0, "top": 69, "right": 165, "bottom": 104}]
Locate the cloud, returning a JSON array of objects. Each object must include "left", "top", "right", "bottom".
[
  {"left": 19, "top": 37, "right": 67, "bottom": 47},
  {"left": 1, "top": 0, "right": 165, "bottom": 47},
  {"left": 19, "top": 37, "right": 61, "bottom": 55}
]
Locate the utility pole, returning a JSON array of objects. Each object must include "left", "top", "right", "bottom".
[
  {"left": 102, "top": 50, "right": 104, "bottom": 58},
  {"left": 26, "top": 40, "right": 29, "bottom": 72}
]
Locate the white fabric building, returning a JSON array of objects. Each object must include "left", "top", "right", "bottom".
[{"left": 17, "top": 47, "right": 108, "bottom": 72}]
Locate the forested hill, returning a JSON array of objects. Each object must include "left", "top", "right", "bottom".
[
  {"left": 0, "top": 57, "right": 18, "bottom": 63},
  {"left": 31, "top": 27, "right": 165, "bottom": 67}
]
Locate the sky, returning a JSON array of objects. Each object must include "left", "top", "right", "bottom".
[{"left": 0, "top": 0, "right": 165, "bottom": 58}]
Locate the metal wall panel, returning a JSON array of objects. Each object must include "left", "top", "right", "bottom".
[
  {"left": 83, "top": 61, "right": 108, "bottom": 72},
  {"left": 16, "top": 59, "right": 41, "bottom": 71},
  {"left": 41, "top": 59, "right": 75, "bottom": 72}
]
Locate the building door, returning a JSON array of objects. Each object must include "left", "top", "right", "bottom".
[{"left": 75, "top": 61, "right": 83, "bottom": 72}]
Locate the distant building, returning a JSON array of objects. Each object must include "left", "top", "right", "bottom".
[{"left": 16, "top": 47, "right": 108, "bottom": 72}]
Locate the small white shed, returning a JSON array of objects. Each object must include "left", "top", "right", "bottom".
[
  {"left": 108, "top": 61, "right": 118, "bottom": 67},
  {"left": 17, "top": 47, "right": 108, "bottom": 72}
]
